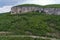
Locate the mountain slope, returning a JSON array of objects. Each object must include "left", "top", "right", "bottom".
[{"left": 0, "top": 12, "right": 60, "bottom": 38}]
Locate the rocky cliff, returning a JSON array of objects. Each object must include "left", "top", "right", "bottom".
[{"left": 11, "top": 4, "right": 60, "bottom": 15}]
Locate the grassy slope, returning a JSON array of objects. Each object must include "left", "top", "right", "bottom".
[
  {"left": 0, "top": 12, "right": 60, "bottom": 38},
  {"left": 14, "top": 4, "right": 43, "bottom": 7},
  {"left": 14, "top": 4, "right": 60, "bottom": 8},
  {"left": 44, "top": 4, "right": 60, "bottom": 8}
]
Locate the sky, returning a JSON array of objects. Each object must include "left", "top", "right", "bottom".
[{"left": 0, "top": 0, "right": 60, "bottom": 13}]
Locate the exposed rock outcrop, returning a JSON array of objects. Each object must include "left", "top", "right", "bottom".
[{"left": 11, "top": 5, "right": 60, "bottom": 15}]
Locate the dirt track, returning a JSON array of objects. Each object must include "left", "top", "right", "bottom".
[{"left": 0, "top": 35, "right": 60, "bottom": 40}]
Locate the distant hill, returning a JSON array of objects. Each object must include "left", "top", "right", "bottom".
[
  {"left": 14, "top": 4, "right": 60, "bottom": 8},
  {"left": 14, "top": 4, "right": 43, "bottom": 7}
]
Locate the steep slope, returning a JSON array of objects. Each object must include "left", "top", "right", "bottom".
[{"left": 0, "top": 12, "right": 60, "bottom": 38}]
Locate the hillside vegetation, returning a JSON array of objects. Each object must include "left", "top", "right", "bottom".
[
  {"left": 15, "top": 4, "right": 60, "bottom": 8},
  {"left": 14, "top": 4, "right": 43, "bottom": 7},
  {"left": 45, "top": 4, "right": 60, "bottom": 8},
  {"left": 0, "top": 12, "right": 60, "bottom": 39}
]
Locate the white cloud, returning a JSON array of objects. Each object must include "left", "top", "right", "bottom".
[
  {"left": 18, "top": 0, "right": 55, "bottom": 5},
  {"left": 0, "top": 6, "right": 12, "bottom": 13}
]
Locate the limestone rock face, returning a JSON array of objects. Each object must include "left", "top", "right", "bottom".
[{"left": 11, "top": 6, "right": 60, "bottom": 15}]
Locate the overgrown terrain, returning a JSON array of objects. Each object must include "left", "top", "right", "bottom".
[{"left": 0, "top": 12, "right": 60, "bottom": 39}]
